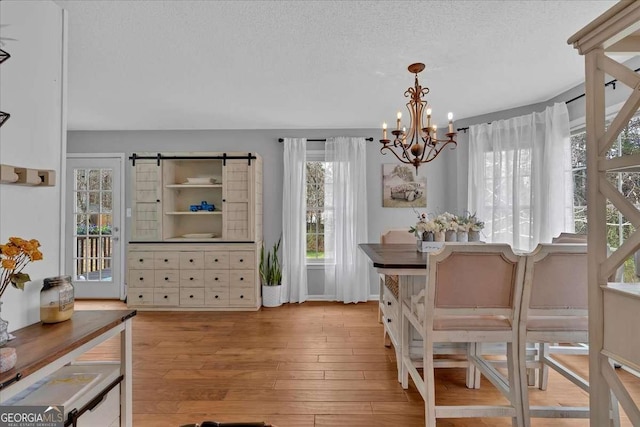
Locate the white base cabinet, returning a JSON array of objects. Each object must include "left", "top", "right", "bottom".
[{"left": 127, "top": 243, "right": 261, "bottom": 310}]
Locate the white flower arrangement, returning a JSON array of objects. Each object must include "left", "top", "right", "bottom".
[{"left": 410, "top": 211, "right": 484, "bottom": 238}]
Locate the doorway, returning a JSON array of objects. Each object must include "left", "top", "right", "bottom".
[{"left": 66, "top": 154, "right": 124, "bottom": 299}]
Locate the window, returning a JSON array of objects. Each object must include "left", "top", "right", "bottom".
[
  {"left": 305, "top": 152, "right": 333, "bottom": 263},
  {"left": 571, "top": 113, "right": 640, "bottom": 281},
  {"left": 482, "top": 149, "right": 533, "bottom": 249}
]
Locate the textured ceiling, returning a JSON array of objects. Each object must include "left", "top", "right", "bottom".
[{"left": 43, "top": 0, "right": 619, "bottom": 131}]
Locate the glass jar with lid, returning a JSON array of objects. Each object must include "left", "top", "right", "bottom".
[{"left": 40, "top": 275, "right": 75, "bottom": 323}]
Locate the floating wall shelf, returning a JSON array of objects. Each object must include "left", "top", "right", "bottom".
[{"left": 0, "top": 164, "right": 55, "bottom": 186}]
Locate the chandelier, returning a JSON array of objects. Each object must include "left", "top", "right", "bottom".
[{"left": 379, "top": 63, "right": 457, "bottom": 172}]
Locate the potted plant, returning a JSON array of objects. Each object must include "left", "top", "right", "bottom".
[{"left": 259, "top": 237, "right": 282, "bottom": 308}]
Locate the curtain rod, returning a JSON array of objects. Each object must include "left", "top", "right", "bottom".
[
  {"left": 456, "top": 67, "right": 640, "bottom": 133},
  {"left": 278, "top": 137, "right": 373, "bottom": 143}
]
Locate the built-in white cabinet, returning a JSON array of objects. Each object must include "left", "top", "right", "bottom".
[{"left": 127, "top": 152, "right": 263, "bottom": 310}]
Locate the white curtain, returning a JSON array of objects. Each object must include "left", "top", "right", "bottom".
[
  {"left": 282, "top": 138, "right": 308, "bottom": 303},
  {"left": 324, "top": 137, "right": 369, "bottom": 303},
  {"left": 468, "top": 102, "right": 573, "bottom": 252}
]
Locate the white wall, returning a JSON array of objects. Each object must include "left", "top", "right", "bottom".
[{"left": 0, "top": 1, "right": 66, "bottom": 329}]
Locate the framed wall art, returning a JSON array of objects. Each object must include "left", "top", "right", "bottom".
[{"left": 382, "top": 164, "right": 426, "bottom": 208}]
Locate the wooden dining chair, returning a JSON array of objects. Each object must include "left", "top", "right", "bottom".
[
  {"left": 379, "top": 229, "right": 415, "bottom": 340},
  {"left": 517, "top": 243, "right": 620, "bottom": 426},
  {"left": 401, "top": 243, "right": 526, "bottom": 427}
]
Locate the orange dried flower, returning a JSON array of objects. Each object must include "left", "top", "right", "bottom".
[
  {"left": 1, "top": 259, "right": 16, "bottom": 270},
  {"left": 0, "top": 237, "right": 43, "bottom": 296}
]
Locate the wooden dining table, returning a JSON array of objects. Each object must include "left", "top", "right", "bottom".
[
  {"left": 359, "top": 242, "right": 479, "bottom": 387},
  {"left": 359, "top": 243, "right": 429, "bottom": 382}
]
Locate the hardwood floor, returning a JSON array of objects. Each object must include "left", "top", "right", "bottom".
[{"left": 76, "top": 300, "right": 640, "bottom": 427}]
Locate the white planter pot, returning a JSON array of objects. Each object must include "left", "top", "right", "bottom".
[{"left": 262, "top": 285, "right": 282, "bottom": 308}]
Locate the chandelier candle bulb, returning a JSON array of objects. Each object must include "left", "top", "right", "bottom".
[
  {"left": 382, "top": 122, "right": 387, "bottom": 140},
  {"left": 397, "top": 112, "right": 402, "bottom": 130},
  {"left": 427, "top": 108, "right": 432, "bottom": 128},
  {"left": 448, "top": 112, "right": 454, "bottom": 133},
  {"left": 433, "top": 124, "right": 437, "bottom": 138}
]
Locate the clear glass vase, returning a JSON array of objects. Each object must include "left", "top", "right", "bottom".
[{"left": 0, "top": 302, "right": 9, "bottom": 347}]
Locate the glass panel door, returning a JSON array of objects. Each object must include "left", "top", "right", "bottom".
[{"left": 66, "top": 156, "right": 122, "bottom": 299}]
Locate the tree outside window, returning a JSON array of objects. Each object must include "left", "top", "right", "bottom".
[
  {"left": 306, "top": 161, "right": 331, "bottom": 261},
  {"left": 571, "top": 114, "right": 640, "bottom": 281}
]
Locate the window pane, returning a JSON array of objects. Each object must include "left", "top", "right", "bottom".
[
  {"left": 75, "top": 192, "right": 88, "bottom": 213},
  {"left": 101, "top": 169, "right": 112, "bottom": 190},
  {"left": 102, "top": 192, "right": 113, "bottom": 213},
  {"left": 573, "top": 169, "right": 586, "bottom": 207},
  {"left": 570, "top": 132, "right": 587, "bottom": 169},
  {"left": 306, "top": 234, "right": 318, "bottom": 258},
  {"left": 306, "top": 160, "right": 329, "bottom": 261},
  {"left": 88, "top": 169, "right": 100, "bottom": 190},
  {"left": 75, "top": 169, "right": 87, "bottom": 191}
]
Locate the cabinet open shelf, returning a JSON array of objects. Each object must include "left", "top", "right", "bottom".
[
  {"left": 165, "top": 184, "right": 222, "bottom": 188},
  {"left": 165, "top": 211, "right": 222, "bottom": 215},
  {"left": 164, "top": 237, "right": 222, "bottom": 242}
]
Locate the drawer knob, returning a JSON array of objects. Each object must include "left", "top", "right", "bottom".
[
  {"left": 240, "top": 277, "right": 244, "bottom": 281},
  {"left": 190, "top": 277, "right": 194, "bottom": 281},
  {"left": 387, "top": 301, "right": 391, "bottom": 306},
  {"left": 164, "top": 259, "right": 168, "bottom": 262},
  {"left": 190, "top": 259, "right": 194, "bottom": 263},
  {"left": 239, "top": 259, "right": 244, "bottom": 262},
  {"left": 214, "top": 277, "right": 219, "bottom": 281},
  {"left": 240, "top": 295, "right": 244, "bottom": 299},
  {"left": 164, "top": 295, "right": 168, "bottom": 299},
  {"left": 138, "top": 295, "right": 143, "bottom": 299},
  {"left": 190, "top": 295, "right": 194, "bottom": 298},
  {"left": 139, "top": 259, "right": 143, "bottom": 262},
  {"left": 139, "top": 277, "right": 144, "bottom": 281},
  {"left": 215, "top": 295, "right": 219, "bottom": 299},
  {"left": 387, "top": 318, "right": 391, "bottom": 323},
  {"left": 165, "top": 277, "right": 169, "bottom": 281},
  {"left": 214, "top": 258, "right": 219, "bottom": 262}
]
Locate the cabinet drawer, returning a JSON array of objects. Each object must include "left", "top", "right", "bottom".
[
  {"left": 180, "top": 269, "right": 204, "bottom": 287},
  {"left": 204, "top": 269, "right": 230, "bottom": 287},
  {"left": 129, "top": 269, "right": 155, "bottom": 288},
  {"left": 153, "top": 289, "right": 179, "bottom": 306},
  {"left": 128, "top": 288, "right": 154, "bottom": 305},
  {"left": 180, "top": 288, "right": 205, "bottom": 306},
  {"left": 205, "top": 288, "right": 230, "bottom": 306},
  {"left": 128, "top": 252, "right": 154, "bottom": 270},
  {"left": 180, "top": 252, "right": 204, "bottom": 269},
  {"left": 229, "top": 251, "right": 254, "bottom": 269},
  {"left": 204, "top": 252, "right": 230, "bottom": 269},
  {"left": 230, "top": 270, "right": 255, "bottom": 287},
  {"left": 230, "top": 287, "right": 255, "bottom": 306},
  {"left": 154, "top": 252, "right": 180, "bottom": 269},
  {"left": 155, "top": 270, "right": 180, "bottom": 287},
  {"left": 75, "top": 383, "right": 120, "bottom": 427}
]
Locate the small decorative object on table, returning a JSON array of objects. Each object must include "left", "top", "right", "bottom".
[
  {"left": 410, "top": 211, "right": 485, "bottom": 250},
  {"left": 468, "top": 212, "right": 485, "bottom": 242},
  {"left": 40, "top": 275, "right": 74, "bottom": 324},
  {"left": 0, "top": 236, "right": 43, "bottom": 372},
  {"left": 0, "top": 346, "right": 16, "bottom": 372},
  {"left": 190, "top": 201, "right": 216, "bottom": 212}
]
